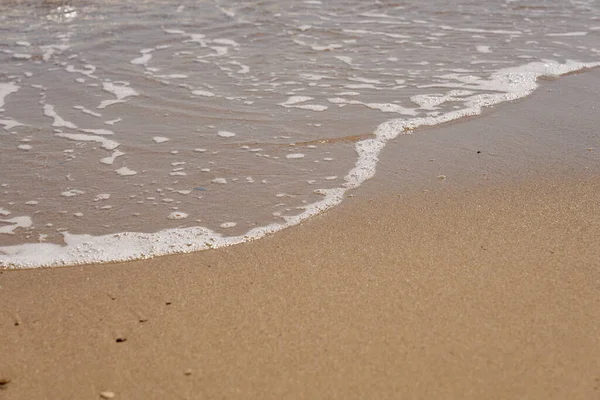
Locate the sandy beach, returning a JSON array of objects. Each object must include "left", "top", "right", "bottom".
[{"left": 1, "top": 70, "right": 600, "bottom": 399}]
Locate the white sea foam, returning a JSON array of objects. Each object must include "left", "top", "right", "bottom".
[
  {"left": 0, "top": 83, "right": 20, "bottom": 108},
  {"left": 104, "top": 118, "right": 122, "bottom": 125},
  {"left": 115, "top": 167, "right": 137, "bottom": 176},
  {"left": 43, "top": 104, "right": 78, "bottom": 129},
  {"left": 66, "top": 64, "right": 97, "bottom": 78},
  {"left": 334, "top": 56, "right": 353, "bottom": 65},
  {"left": 55, "top": 132, "right": 119, "bottom": 150},
  {"left": 61, "top": 189, "right": 85, "bottom": 197},
  {"left": 328, "top": 98, "right": 417, "bottom": 115},
  {"left": 1, "top": 0, "right": 599, "bottom": 269},
  {"left": 279, "top": 96, "right": 313, "bottom": 106},
  {"left": 168, "top": 211, "right": 188, "bottom": 220},
  {"left": 6, "top": 59, "right": 582, "bottom": 267},
  {"left": 74, "top": 105, "right": 102, "bottom": 118},
  {"left": 546, "top": 32, "right": 588, "bottom": 37},
  {"left": 100, "top": 150, "right": 124, "bottom": 165},
  {"left": 279, "top": 96, "right": 328, "bottom": 111},
  {"left": 343, "top": 29, "right": 410, "bottom": 39},
  {"left": 0, "top": 216, "right": 32, "bottom": 234},
  {"left": 94, "top": 194, "right": 111, "bottom": 201},
  {"left": 82, "top": 128, "right": 114, "bottom": 136},
  {"left": 98, "top": 82, "right": 139, "bottom": 109},
  {"left": 192, "top": 90, "right": 216, "bottom": 97},
  {"left": 131, "top": 52, "right": 153, "bottom": 65},
  {"left": 0, "top": 119, "right": 24, "bottom": 130}
]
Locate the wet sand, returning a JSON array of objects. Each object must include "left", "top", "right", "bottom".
[{"left": 1, "top": 71, "right": 600, "bottom": 399}]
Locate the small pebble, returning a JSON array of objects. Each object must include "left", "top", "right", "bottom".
[
  {"left": 100, "top": 391, "right": 115, "bottom": 399},
  {"left": 184, "top": 369, "right": 193, "bottom": 376}
]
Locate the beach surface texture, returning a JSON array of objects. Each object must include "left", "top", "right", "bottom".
[{"left": 1, "top": 70, "right": 599, "bottom": 399}]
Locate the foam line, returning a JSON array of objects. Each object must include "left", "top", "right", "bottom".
[{"left": 1, "top": 60, "right": 598, "bottom": 268}]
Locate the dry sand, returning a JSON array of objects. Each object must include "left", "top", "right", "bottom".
[{"left": 1, "top": 71, "right": 600, "bottom": 399}]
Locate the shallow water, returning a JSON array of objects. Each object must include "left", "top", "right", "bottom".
[{"left": 1, "top": 0, "right": 599, "bottom": 267}]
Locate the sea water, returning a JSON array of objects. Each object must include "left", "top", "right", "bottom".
[{"left": 1, "top": 0, "right": 599, "bottom": 268}]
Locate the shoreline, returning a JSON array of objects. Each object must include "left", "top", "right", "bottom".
[
  {"left": 1, "top": 70, "right": 600, "bottom": 399},
  {"left": 2, "top": 63, "right": 599, "bottom": 269}
]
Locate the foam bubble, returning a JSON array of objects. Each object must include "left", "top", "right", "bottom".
[
  {"left": 213, "top": 38, "right": 239, "bottom": 47},
  {"left": 279, "top": 96, "right": 328, "bottom": 111},
  {"left": 192, "top": 90, "right": 215, "bottom": 97},
  {"left": 94, "top": 194, "right": 111, "bottom": 201},
  {"left": 286, "top": 153, "right": 305, "bottom": 159},
  {"left": 167, "top": 211, "right": 188, "bottom": 220},
  {"left": 310, "top": 43, "right": 343, "bottom": 52},
  {"left": 115, "top": 167, "right": 137, "bottom": 176},
  {"left": 61, "top": 189, "right": 85, "bottom": 197},
  {"left": 279, "top": 96, "right": 313, "bottom": 106}
]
